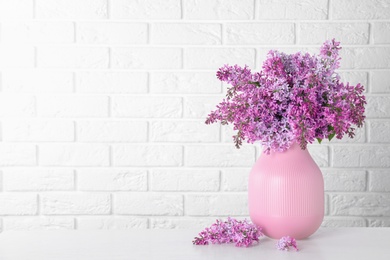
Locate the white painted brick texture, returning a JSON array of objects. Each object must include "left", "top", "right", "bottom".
[{"left": 0, "top": 0, "right": 389, "bottom": 231}]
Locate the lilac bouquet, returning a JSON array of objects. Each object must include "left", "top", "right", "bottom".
[{"left": 206, "top": 39, "right": 366, "bottom": 153}]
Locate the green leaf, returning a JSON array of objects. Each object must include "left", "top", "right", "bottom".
[
  {"left": 316, "top": 138, "right": 322, "bottom": 144},
  {"left": 327, "top": 125, "right": 335, "bottom": 141},
  {"left": 328, "top": 133, "right": 336, "bottom": 141},
  {"left": 248, "top": 81, "right": 260, "bottom": 87}
]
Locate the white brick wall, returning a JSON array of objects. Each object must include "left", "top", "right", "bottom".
[{"left": 0, "top": 0, "right": 389, "bottom": 231}]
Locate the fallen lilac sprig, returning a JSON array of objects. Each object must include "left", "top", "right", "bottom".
[
  {"left": 192, "top": 217, "right": 263, "bottom": 247},
  {"left": 277, "top": 236, "right": 299, "bottom": 251}
]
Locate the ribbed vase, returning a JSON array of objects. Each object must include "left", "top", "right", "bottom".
[{"left": 248, "top": 143, "right": 324, "bottom": 239}]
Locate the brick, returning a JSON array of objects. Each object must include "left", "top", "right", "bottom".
[
  {"left": 0, "top": 95, "right": 36, "bottom": 117},
  {"left": 77, "top": 121, "right": 148, "bottom": 142},
  {"left": 307, "top": 145, "right": 329, "bottom": 167},
  {"left": 4, "top": 217, "right": 74, "bottom": 230},
  {"left": 38, "top": 47, "right": 109, "bottom": 69},
  {"left": 150, "top": 72, "right": 221, "bottom": 94},
  {"left": 112, "top": 145, "right": 182, "bottom": 166},
  {"left": 0, "top": 45, "right": 34, "bottom": 68},
  {"left": 366, "top": 96, "right": 390, "bottom": 118},
  {"left": 114, "top": 193, "right": 183, "bottom": 215},
  {"left": 369, "top": 170, "right": 390, "bottom": 192},
  {"left": 37, "top": 96, "right": 108, "bottom": 118},
  {"left": 3, "top": 169, "right": 74, "bottom": 191},
  {"left": 183, "top": 0, "right": 254, "bottom": 20},
  {"left": 76, "top": 72, "right": 147, "bottom": 94},
  {"left": 185, "top": 145, "right": 255, "bottom": 167},
  {"left": 77, "top": 22, "right": 148, "bottom": 44},
  {"left": 150, "top": 121, "right": 219, "bottom": 143},
  {"left": 341, "top": 47, "right": 390, "bottom": 69},
  {"left": 333, "top": 145, "right": 390, "bottom": 167},
  {"left": 221, "top": 169, "right": 250, "bottom": 191},
  {"left": 150, "top": 217, "right": 214, "bottom": 229},
  {"left": 36, "top": 0, "right": 107, "bottom": 19},
  {"left": 2, "top": 120, "right": 74, "bottom": 142},
  {"left": 112, "top": 96, "right": 182, "bottom": 118},
  {"left": 330, "top": 193, "right": 390, "bottom": 216},
  {"left": 185, "top": 48, "right": 255, "bottom": 69},
  {"left": 111, "top": 48, "right": 181, "bottom": 69},
  {"left": 0, "top": 144, "right": 36, "bottom": 166},
  {"left": 371, "top": 71, "right": 390, "bottom": 93},
  {"left": 111, "top": 0, "right": 181, "bottom": 19},
  {"left": 321, "top": 217, "right": 366, "bottom": 227},
  {"left": 338, "top": 71, "right": 368, "bottom": 91},
  {"left": 373, "top": 23, "right": 390, "bottom": 44},
  {"left": 367, "top": 218, "right": 390, "bottom": 227},
  {"left": 299, "top": 23, "right": 369, "bottom": 45},
  {"left": 183, "top": 96, "right": 223, "bottom": 118},
  {"left": 150, "top": 169, "right": 220, "bottom": 191},
  {"left": 0, "top": 194, "right": 37, "bottom": 215},
  {"left": 369, "top": 120, "right": 390, "bottom": 142},
  {"left": 331, "top": 0, "right": 390, "bottom": 19},
  {"left": 226, "top": 23, "right": 295, "bottom": 45},
  {"left": 0, "top": 0, "right": 33, "bottom": 19},
  {"left": 186, "top": 194, "right": 248, "bottom": 216},
  {"left": 322, "top": 169, "right": 366, "bottom": 192},
  {"left": 41, "top": 193, "right": 111, "bottom": 215},
  {"left": 2, "top": 70, "right": 73, "bottom": 93},
  {"left": 152, "top": 23, "right": 221, "bottom": 45},
  {"left": 257, "top": 0, "right": 328, "bottom": 20},
  {"left": 77, "top": 169, "right": 147, "bottom": 191},
  {"left": 325, "top": 193, "right": 329, "bottom": 215},
  {"left": 39, "top": 144, "right": 109, "bottom": 166},
  {"left": 77, "top": 217, "right": 147, "bottom": 230},
  {"left": 1, "top": 22, "right": 74, "bottom": 43}
]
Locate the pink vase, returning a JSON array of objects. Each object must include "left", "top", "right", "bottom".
[{"left": 248, "top": 143, "right": 324, "bottom": 239}]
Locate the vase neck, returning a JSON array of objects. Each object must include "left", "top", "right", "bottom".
[{"left": 261, "top": 142, "right": 310, "bottom": 160}]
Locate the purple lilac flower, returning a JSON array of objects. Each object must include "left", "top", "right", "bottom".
[
  {"left": 277, "top": 236, "right": 299, "bottom": 251},
  {"left": 192, "top": 217, "right": 263, "bottom": 247},
  {"left": 205, "top": 39, "right": 366, "bottom": 153}
]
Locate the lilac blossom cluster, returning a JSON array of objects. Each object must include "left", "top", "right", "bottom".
[
  {"left": 205, "top": 39, "right": 366, "bottom": 153},
  {"left": 277, "top": 236, "right": 299, "bottom": 251},
  {"left": 192, "top": 217, "right": 263, "bottom": 247}
]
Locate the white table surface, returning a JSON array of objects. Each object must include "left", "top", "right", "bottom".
[{"left": 0, "top": 228, "right": 389, "bottom": 260}]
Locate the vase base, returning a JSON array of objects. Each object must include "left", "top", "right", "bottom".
[{"left": 251, "top": 214, "right": 324, "bottom": 240}]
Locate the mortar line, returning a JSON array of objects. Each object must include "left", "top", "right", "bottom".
[
  {"left": 73, "top": 22, "right": 77, "bottom": 43},
  {"left": 74, "top": 169, "right": 78, "bottom": 191},
  {"left": 253, "top": 0, "right": 258, "bottom": 20},
  {"left": 368, "top": 22, "right": 373, "bottom": 45},
  {"left": 106, "top": 0, "right": 111, "bottom": 19},
  {"left": 32, "top": 0, "right": 36, "bottom": 19},
  {"left": 295, "top": 22, "right": 299, "bottom": 45},
  {"left": 147, "top": 23, "right": 151, "bottom": 45},
  {"left": 180, "top": 0, "right": 184, "bottom": 19}
]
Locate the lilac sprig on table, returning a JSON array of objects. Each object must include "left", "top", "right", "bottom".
[
  {"left": 277, "top": 236, "right": 299, "bottom": 251},
  {"left": 192, "top": 217, "right": 263, "bottom": 247},
  {"left": 205, "top": 39, "right": 366, "bottom": 154}
]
